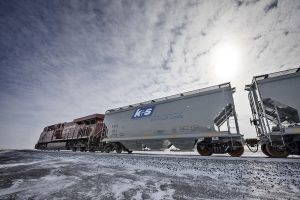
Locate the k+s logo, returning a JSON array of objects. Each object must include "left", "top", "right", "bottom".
[{"left": 132, "top": 106, "right": 155, "bottom": 119}]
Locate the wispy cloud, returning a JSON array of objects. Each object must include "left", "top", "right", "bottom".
[{"left": 1, "top": 0, "right": 300, "bottom": 148}]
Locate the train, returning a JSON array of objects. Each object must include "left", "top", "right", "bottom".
[
  {"left": 35, "top": 68, "right": 300, "bottom": 158},
  {"left": 35, "top": 114, "right": 105, "bottom": 152}
]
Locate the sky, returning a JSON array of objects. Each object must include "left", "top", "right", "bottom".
[{"left": 0, "top": 0, "right": 300, "bottom": 149}]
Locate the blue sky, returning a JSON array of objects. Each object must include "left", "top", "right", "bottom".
[{"left": 1, "top": 0, "right": 300, "bottom": 149}]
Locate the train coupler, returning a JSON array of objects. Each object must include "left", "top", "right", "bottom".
[{"left": 246, "top": 138, "right": 259, "bottom": 147}]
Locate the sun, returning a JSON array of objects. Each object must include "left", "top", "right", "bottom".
[{"left": 212, "top": 42, "right": 240, "bottom": 81}]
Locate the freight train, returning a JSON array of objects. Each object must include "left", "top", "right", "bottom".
[{"left": 35, "top": 68, "right": 300, "bottom": 158}]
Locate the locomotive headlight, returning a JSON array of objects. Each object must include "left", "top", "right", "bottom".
[{"left": 212, "top": 42, "right": 240, "bottom": 81}]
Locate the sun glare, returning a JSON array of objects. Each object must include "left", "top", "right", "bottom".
[{"left": 213, "top": 43, "right": 240, "bottom": 81}]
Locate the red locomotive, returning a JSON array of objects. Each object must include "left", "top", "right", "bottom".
[{"left": 35, "top": 114, "right": 106, "bottom": 152}]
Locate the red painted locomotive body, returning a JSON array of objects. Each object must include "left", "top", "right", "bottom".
[{"left": 35, "top": 114, "right": 105, "bottom": 152}]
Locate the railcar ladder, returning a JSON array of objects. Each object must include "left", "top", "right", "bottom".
[
  {"left": 214, "top": 104, "right": 234, "bottom": 132},
  {"left": 261, "top": 98, "right": 300, "bottom": 146}
]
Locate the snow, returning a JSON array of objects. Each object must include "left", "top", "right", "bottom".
[{"left": 0, "top": 150, "right": 299, "bottom": 199}]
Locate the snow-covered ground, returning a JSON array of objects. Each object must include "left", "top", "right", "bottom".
[{"left": 0, "top": 149, "right": 299, "bottom": 200}]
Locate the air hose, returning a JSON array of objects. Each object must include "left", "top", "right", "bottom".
[{"left": 245, "top": 142, "right": 259, "bottom": 153}]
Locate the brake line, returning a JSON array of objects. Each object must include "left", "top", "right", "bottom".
[{"left": 245, "top": 142, "right": 259, "bottom": 153}]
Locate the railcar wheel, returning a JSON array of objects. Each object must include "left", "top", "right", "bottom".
[
  {"left": 115, "top": 145, "right": 122, "bottom": 154},
  {"left": 266, "top": 143, "right": 289, "bottom": 158},
  {"left": 89, "top": 148, "right": 95, "bottom": 152},
  {"left": 80, "top": 147, "right": 86, "bottom": 152},
  {"left": 104, "top": 146, "right": 111, "bottom": 153},
  {"left": 261, "top": 144, "right": 272, "bottom": 157},
  {"left": 228, "top": 142, "right": 244, "bottom": 157},
  {"left": 197, "top": 142, "right": 213, "bottom": 156}
]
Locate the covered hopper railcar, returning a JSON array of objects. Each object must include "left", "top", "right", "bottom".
[
  {"left": 245, "top": 68, "right": 300, "bottom": 157},
  {"left": 102, "top": 83, "right": 245, "bottom": 157}
]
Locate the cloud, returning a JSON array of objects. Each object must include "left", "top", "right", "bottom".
[
  {"left": 1, "top": 0, "right": 300, "bottom": 148},
  {"left": 264, "top": 0, "right": 278, "bottom": 13}
]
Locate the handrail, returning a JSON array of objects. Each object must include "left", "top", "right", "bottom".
[{"left": 254, "top": 67, "right": 300, "bottom": 81}]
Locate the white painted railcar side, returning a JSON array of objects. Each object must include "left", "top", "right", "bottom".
[{"left": 102, "top": 83, "right": 244, "bottom": 156}]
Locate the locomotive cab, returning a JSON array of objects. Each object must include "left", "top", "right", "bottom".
[{"left": 35, "top": 114, "right": 105, "bottom": 152}]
